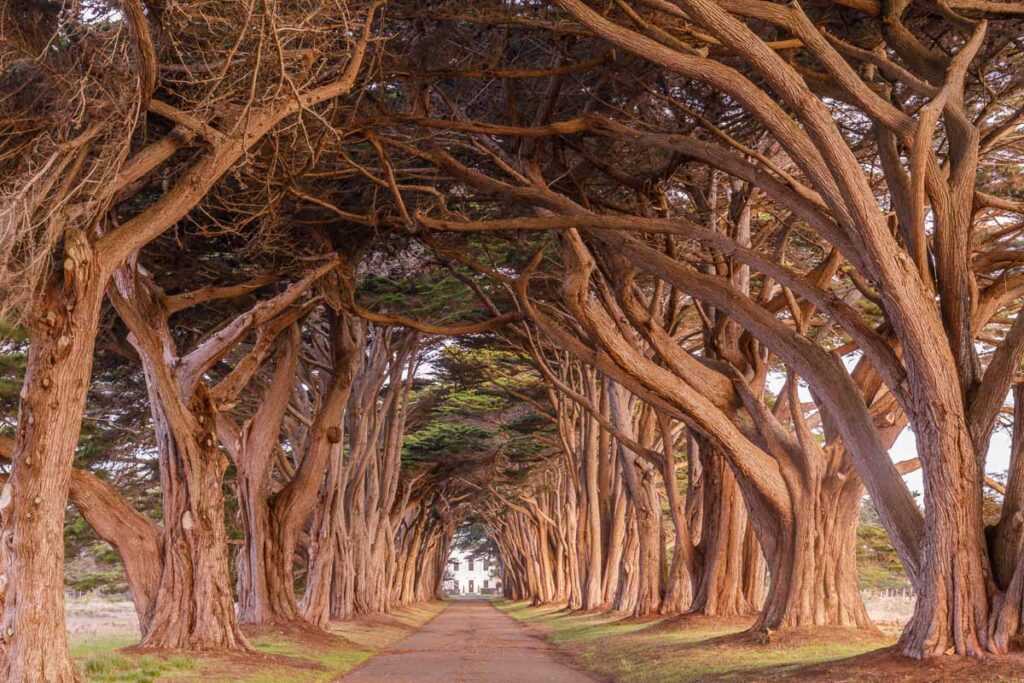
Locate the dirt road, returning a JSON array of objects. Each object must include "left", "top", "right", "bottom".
[{"left": 339, "top": 600, "right": 597, "bottom": 682}]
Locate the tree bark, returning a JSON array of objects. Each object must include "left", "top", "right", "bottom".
[
  {"left": 142, "top": 389, "right": 248, "bottom": 650},
  {"left": 236, "top": 488, "right": 301, "bottom": 624},
  {"left": 690, "top": 444, "right": 761, "bottom": 617},
  {"left": 0, "top": 264, "right": 105, "bottom": 681},
  {"left": 899, "top": 426, "right": 990, "bottom": 657},
  {"left": 231, "top": 328, "right": 303, "bottom": 625},
  {"left": 659, "top": 419, "right": 694, "bottom": 615},
  {"left": 756, "top": 474, "right": 870, "bottom": 631}
]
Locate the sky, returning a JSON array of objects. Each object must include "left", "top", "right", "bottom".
[{"left": 767, "top": 364, "right": 1013, "bottom": 497}]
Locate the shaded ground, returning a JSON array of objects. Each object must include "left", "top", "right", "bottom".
[
  {"left": 69, "top": 601, "right": 447, "bottom": 682},
  {"left": 340, "top": 599, "right": 598, "bottom": 682},
  {"left": 64, "top": 594, "right": 969, "bottom": 682},
  {"left": 498, "top": 601, "right": 878, "bottom": 682},
  {"left": 791, "top": 647, "right": 1024, "bottom": 682},
  {"left": 500, "top": 601, "right": 1024, "bottom": 682}
]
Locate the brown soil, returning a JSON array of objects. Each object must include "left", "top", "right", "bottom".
[
  {"left": 777, "top": 647, "right": 1024, "bottom": 682},
  {"left": 346, "top": 612, "right": 415, "bottom": 628},
  {"left": 242, "top": 620, "right": 353, "bottom": 648},
  {"left": 739, "top": 624, "right": 889, "bottom": 646},
  {"left": 648, "top": 612, "right": 756, "bottom": 633}
]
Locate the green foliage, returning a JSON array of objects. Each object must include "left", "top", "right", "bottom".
[
  {"left": 0, "top": 321, "right": 27, "bottom": 434},
  {"left": 360, "top": 271, "right": 490, "bottom": 326},
  {"left": 403, "top": 421, "right": 492, "bottom": 462},
  {"left": 402, "top": 344, "right": 551, "bottom": 472},
  {"left": 451, "top": 519, "right": 500, "bottom": 562},
  {"left": 436, "top": 388, "right": 507, "bottom": 415}
]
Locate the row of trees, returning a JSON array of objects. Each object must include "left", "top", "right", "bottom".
[
  {"left": 0, "top": 253, "right": 462, "bottom": 655},
  {"left": 0, "top": 2, "right": 472, "bottom": 678},
  {"left": 3, "top": 0, "right": 1024, "bottom": 678},
  {"left": 377, "top": 0, "right": 1024, "bottom": 660}
]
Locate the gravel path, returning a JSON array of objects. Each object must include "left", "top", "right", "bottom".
[{"left": 339, "top": 600, "right": 598, "bottom": 682}]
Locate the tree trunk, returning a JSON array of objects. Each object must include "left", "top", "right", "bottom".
[
  {"left": 756, "top": 476, "right": 870, "bottom": 632},
  {"left": 0, "top": 268, "right": 104, "bottom": 681},
  {"left": 690, "top": 449, "right": 761, "bottom": 617},
  {"left": 614, "top": 510, "right": 640, "bottom": 612},
  {"left": 602, "top": 483, "right": 628, "bottom": 605},
  {"left": 660, "top": 419, "right": 694, "bottom": 614},
  {"left": 109, "top": 261, "right": 316, "bottom": 648},
  {"left": 302, "top": 448, "right": 345, "bottom": 626},
  {"left": 988, "top": 384, "right": 1024, "bottom": 653},
  {"left": 564, "top": 489, "right": 584, "bottom": 610},
  {"left": 606, "top": 381, "right": 663, "bottom": 616},
  {"left": 236, "top": 483, "right": 299, "bottom": 624},
  {"left": 277, "top": 313, "right": 365, "bottom": 622},
  {"left": 582, "top": 415, "right": 605, "bottom": 609},
  {"left": 142, "top": 392, "right": 248, "bottom": 650},
  {"left": 899, "top": 428, "right": 990, "bottom": 657},
  {"left": 741, "top": 524, "right": 767, "bottom": 611},
  {"left": 231, "top": 329, "right": 303, "bottom": 625},
  {"left": 330, "top": 533, "right": 356, "bottom": 620},
  {"left": 661, "top": 506, "right": 694, "bottom": 614},
  {"left": 631, "top": 477, "right": 662, "bottom": 617}
]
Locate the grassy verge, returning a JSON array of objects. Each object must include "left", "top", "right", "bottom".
[
  {"left": 497, "top": 601, "right": 894, "bottom": 682},
  {"left": 70, "top": 601, "right": 447, "bottom": 682}
]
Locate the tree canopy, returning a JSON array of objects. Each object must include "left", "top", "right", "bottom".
[{"left": 3, "top": 0, "right": 1024, "bottom": 678}]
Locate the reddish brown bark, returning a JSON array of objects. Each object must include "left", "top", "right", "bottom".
[
  {"left": 272, "top": 314, "right": 367, "bottom": 621},
  {"left": 988, "top": 386, "right": 1024, "bottom": 652},
  {"left": 0, "top": 264, "right": 105, "bottom": 681},
  {"left": 1, "top": 440, "right": 163, "bottom": 640},
  {"left": 0, "top": 4, "right": 381, "bottom": 672},
  {"left": 581, "top": 398, "right": 605, "bottom": 610},
  {"left": 300, "top": 328, "right": 417, "bottom": 622},
  {"left": 301, "top": 453, "right": 350, "bottom": 625},
  {"left": 689, "top": 442, "right": 762, "bottom": 618},
  {"left": 227, "top": 327, "right": 304, "bottom": 625},
  {"left": 756, "top": 472, "right": 870, "bottom": 631},
  {"left": 608, "top": 383, "right": 662, "bottom": 616},
  {"left": 110, "top": 260, "right": 333, "bottom": 647},
  {"left": 899, "top": 428, "right": 991, "bottom": 657},
  {"left": 141, "top": 388, "right": 248, "bottom": 650}
]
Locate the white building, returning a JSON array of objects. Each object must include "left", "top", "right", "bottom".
[{"left": 444, "top": 549, "right": 502, "bottom": 596}]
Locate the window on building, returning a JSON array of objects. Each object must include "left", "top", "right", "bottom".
[
  {"left": 451, "top": 561, "right": 460, "bottom": 571},
  {"left": 483, "top": 580, "right": 489, "bottom": 589},
  {"left": 468, "top": 559, "right": 474, "bottom": 571},
  {"left": 483, "top": 558, "right": 489, "bottom": 571}
]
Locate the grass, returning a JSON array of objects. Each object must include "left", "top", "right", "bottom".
[
  {"left": 70, "top": 602, "right": 447, "bottom": 682},
  {"left": 70, "top": 635, "right": 197, "bottom": 683},
  {"left": 71, "top": 636, "right": 194, "bottom": 683},
  {"left": 497, "top": 601, "right": 895, "bottom": 682},
  {"left": 79, "top": 653, "right": 195, "bottom": 683}
]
